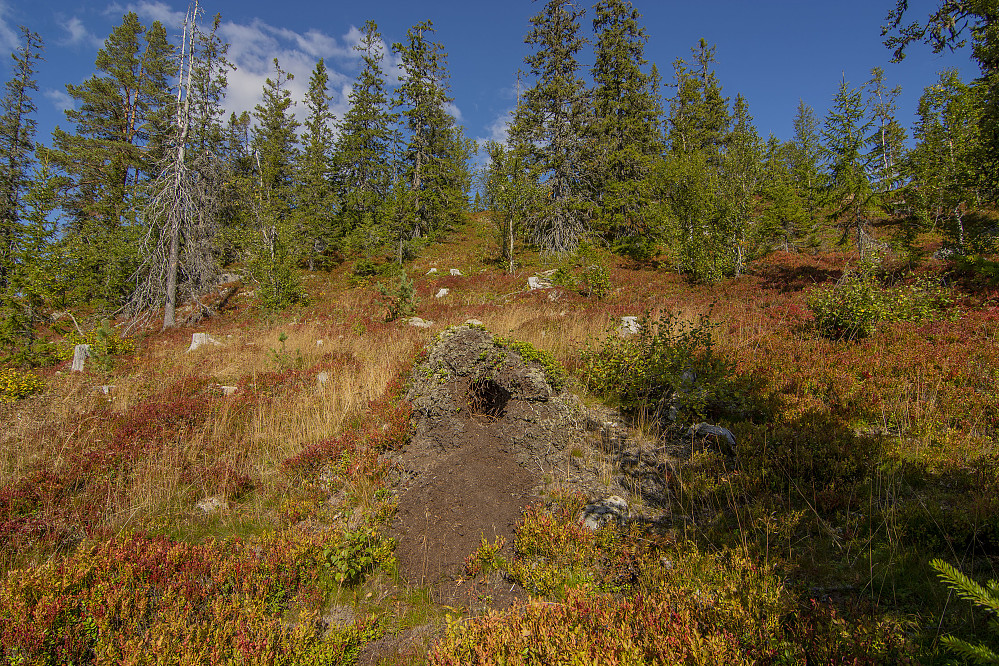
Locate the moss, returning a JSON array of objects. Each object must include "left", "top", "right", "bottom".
[{"left": 493, "top": 336, "right": 567, "bottom": 392}]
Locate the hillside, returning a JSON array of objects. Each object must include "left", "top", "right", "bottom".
[{"left": 3, "top": 213, "right": 999, "bottom": 664}]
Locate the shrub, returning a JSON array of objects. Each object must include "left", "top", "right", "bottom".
[
  {"left": 582, "top": 311, "right": 739, "bottom": 429},
  {"left": 808, "top": 262, "right": 955, "bottom": 341},
  {"left": 0, "top": 367, "right": 44, "bottom": 403}
]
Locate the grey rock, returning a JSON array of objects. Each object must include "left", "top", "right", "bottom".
[
  {"left": 196, "top": 496, "right": 228, "bottom": 514},
  {"left": 581, "top": 495, "right": 629, "bottom": 530},
  {"left": 619, "top": 316, "right": 640, "bottom": 336},
  {"left": 218, "top": 272, "right": 242, "bottom": 284},
  {"left": 407, "top": 317, "right": 434, "bottom": 328},
  {"left": 187, "top": 332, "right": 221, "bottom": 352},
  {"left": 317, "top": 371, "right": 330, "bottom": 386},
  {"left": 465, "top": 319, "right": 483, "bottom": 326},
  {"left": 528, "top": 276, "right": 552, "bottom": 290},
  {"left": 686, "top": 422, "right": 737, "bottom": 456},
  {"left": 220, "top": 386, "right": 238, "bottom": 396}
]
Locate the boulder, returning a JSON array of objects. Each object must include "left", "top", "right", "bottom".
[
  {"left": 196, "top": 496, "right": 228, "bottom": 514},
  {"left": 528, "top": 276, "right": 552, "bottom": 290},
  {"left": 435, "top": 288, "right": 449, "bottom": 299},
  {"left": 450, "top": 268, "right": 462, "bottom": 276},
  {"left": 619, "top": 316, "right": 640, "bottom": 336},
  {"left": 407, "top": 317, "right": 434, "bottom": 328},
  {"left": 317, "top": 371, "right": 330, "bottom": 386},
  {"left": 426, "top": 268, "right": 438, "bottom": 275},
  {"left": 580, "top": 496, "right": 629, "bottom": 530},
  {"left": 187, "top": 332, "right": 221, "bottom": 352},
  {"left": 686, "top": 422, "right": 737, "bottom": 457}
]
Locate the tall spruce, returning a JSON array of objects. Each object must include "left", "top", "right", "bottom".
[
  {"left": 821, "top": 76, "right": 875, "bottom": 254},
  {"left": 788, "top": 100, "right": 823, "bottom": 222},
  {"left": 0, "top": 27, "right": 44, "bottom": 363},
  {"left": 667, "top": 39, "right": 730, "bottom": 162},
  {"left": 393, "top": 21, "right": 469, "bottom": 243},
  {"left": 334, "top": 21, "right": 395, "bottom": 242},
  {"left": 251, "top": 59, "right": 302, "bottom": 309},
  {"left": 511, "top": 0, "right": 590, "bottom": 253},
  {"left": 589, "top": 0, "right": 661, "bottom": 247},
  {"left": 295, "top": 58, "right": 337, "bottom": 269},
  {"left": 47, "top": 12, "right": 176, "bottom": 308},
  {"left": 0, "top": 27, "right": 42, "bottom": 296}
]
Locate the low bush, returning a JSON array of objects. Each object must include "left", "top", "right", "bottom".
[
  {"left": 808, "top": 262, "right": 955, "bottom": 340},
  {"left": 0, "top": 367, "right": 44, "bottom": 403},
  {"left": 581, "top": 311, "right": 741, "bottom": 429}
]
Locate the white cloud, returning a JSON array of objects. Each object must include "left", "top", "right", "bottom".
[
  {"left": 445, "top": 102, "right": 463, "bottom": 122},
  {"left": 0, "top": 2, "right": 17, "bottom": 54},
  {"left": 45, "top": 89, "right": 75, "bottom": 113},
  {"left": 478, "top": 108, "right": 515, "bottom": 147},
  {"left": 60, "top": 16, "right": 103, "bottom": 49}
]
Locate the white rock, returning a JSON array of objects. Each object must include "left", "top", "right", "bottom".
[
  {"left": 528, "top": 276, "right": 552, "bottom": 290},
  {"left": 407, "top": 317, "right": 434, "bottom": 328},
  {"left": 316, "top": 339, "right": 324, "bottom": 346},
  {"left": 547, "top": 290, "right": 561, "bottom": 302},
  {"left": 317, "top": 371, "right": 330, "bottom": 386},
  {"left": 71, "top": 344, "right": 90, "bottom": 372},
  {"left": 619, "top": 316, "right": 641, "bottom": 336},
  {"left": 435, "top": 288, "right": 449, "bottom": 299},
  {"left": 581, "top": 496, "right": 629, "bottom": 531},
  {"left": 450, "top": 268, "right": 462, "bottom": 276},
  {"left": 187, "top": 332, "right": 221, "bottom": 352},
  {"left": 196, "top": 496, "right": 228, "bottom": 514},
  {"left": 99, "top": 385, "right": 114, "bottom": 396},
  {"left": 465, "top": 319, "right": 483, "bottom": 326},
  {"left": 220, "top": 386, "right": 238, "bottom": 396},
  {"left": 426, "top": 268, "right": 438, "bottom": 275}
]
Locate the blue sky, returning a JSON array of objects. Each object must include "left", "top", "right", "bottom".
[{"left": 0, "top": 0, "right": 982, "bottom": 157}]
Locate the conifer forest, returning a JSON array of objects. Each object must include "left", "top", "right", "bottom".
[{"left": 2, "top": 0, "right": 999, "bottom": 663}]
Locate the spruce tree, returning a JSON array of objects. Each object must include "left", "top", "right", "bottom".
[
  {"left": 484, "top": 140, "right": 537, "bottom": 273},
  {"left": 821, "top": 76, "right": 875, "bottom": 254},
  {"left": 250, "top": 59, "right": 302, "bottom": 309},
  {"left": 667, "top": 39, "right": 730, "bottom": 162},
  {"left": 47, "top": 12, "right": 176, "bottom": 308},
  {"left": 759, "top": 136, "right": 810, "bottom": 251},
  {"left": 334, "top": 21, "right": 395, "bottom": 243},
  {"left": 511, "top": 0, "right": 590, "bottom": 253},
  {"left": 0, "top": 27, "right": 42, "bottom": 296},
  {"left": 719, "top": 93, "right": 763, "bottom": 275},
  {"left": 788, "top": 100, "right": 823, "bottom": 222},
  {"left": 295, "top": 58, "right": 337, "bottom": 269},
  {"left": 0, "top": 27, "right": 44, "bottom": 364},
  {"left": 393, "top": 21, "right": 469, "bottom": 243},
  {"left": 589, "top": 0, "right": 662, "bottom": 248}
]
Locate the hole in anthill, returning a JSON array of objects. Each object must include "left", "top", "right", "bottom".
[{"left": 468, "top": 378, "right": 510, "bottom": 418}]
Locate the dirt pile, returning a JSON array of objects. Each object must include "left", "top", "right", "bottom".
[{"left": 387, "top": 324, "right": 581, "bottom": 603}]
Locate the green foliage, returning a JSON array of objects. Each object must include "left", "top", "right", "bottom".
[
  {"left": 493, "top": 335, "right": 567, "bottom": 391},
  {"left": 0, "top": 366, "right": 43, "bottom": 403},
  {"left": 931, "top": 559, "right": 999, "bottom": 664},
  {"left": 377, "top": 270, "right": 419, "bottom": 322},
  {"left": 582, "top": 310, "right": 738, "bottom": 428},
  {"left": 807, "top": 260, "right": 955, "bottom": 340}
]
